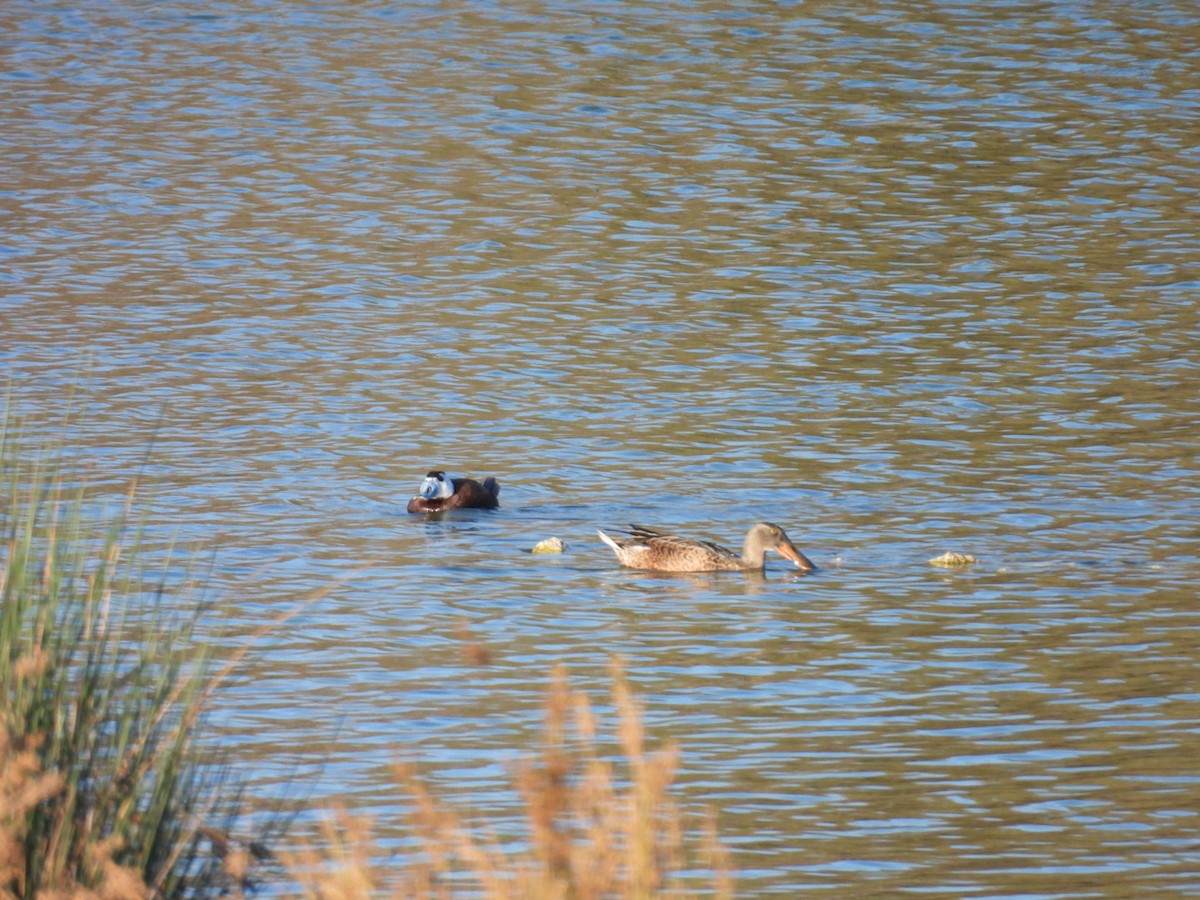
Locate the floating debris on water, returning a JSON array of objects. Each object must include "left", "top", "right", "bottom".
[
  {"left": 929, "top": 551, "right": 976, "bottom": 568},
  {"left": 531, "top": 537, "right": 566, "bottom": 554}
]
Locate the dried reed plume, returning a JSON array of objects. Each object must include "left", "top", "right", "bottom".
[{"left": 280, "top": 659, "right": 734, "bottom": 899}]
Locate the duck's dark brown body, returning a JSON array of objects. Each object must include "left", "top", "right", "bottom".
[{"left": 407, "top": 475, "right": 501, "bottom": 513}]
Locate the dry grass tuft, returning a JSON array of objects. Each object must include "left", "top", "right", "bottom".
[
  {"left": 455, "top": 619, "right": 492, "bottom": 667},
  {"left": 281, "top": 660, "right": 734, "bottom": 899},
  {"left": 2, "top": 725, "right": 153, "bottom": 900},
  {"left": 1, "top": 729, "right": 64, "bottom": 895}
]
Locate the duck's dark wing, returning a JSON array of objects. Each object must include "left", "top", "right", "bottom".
[
  {"left": 628, "top": 524, "right": 671, "bottom": 542},
  {"left": 451, "top": 477, "right": 501, "bottom": 508}
]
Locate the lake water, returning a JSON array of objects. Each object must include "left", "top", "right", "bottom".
[{"left": 3, "top": 0, "right": 1199, "bottom": 895}]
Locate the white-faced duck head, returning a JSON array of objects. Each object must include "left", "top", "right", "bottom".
[{"left": 418, "top": 470, "right": 455, "bottom": 500}]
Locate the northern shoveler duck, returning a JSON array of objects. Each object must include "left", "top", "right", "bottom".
[
  {"left": 406, "top": 470, "right": 501, "bottom": 513},
  {"left": 597, "top": 522, "right": 815, "bottom": 573}
]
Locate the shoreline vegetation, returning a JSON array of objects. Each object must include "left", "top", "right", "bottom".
[{"left": 1, "top": 408, "right": 733, "bottom": 898}]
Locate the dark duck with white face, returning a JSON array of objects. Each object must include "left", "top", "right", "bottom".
[{"left": 406, "top": 470, "right": 501, "bottom": 513}]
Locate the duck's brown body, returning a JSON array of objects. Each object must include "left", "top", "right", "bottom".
[
  {"left": 597, "top": 522, "right": 815, "bottom": 573},
  {"left": 407, "top": 472, "right": 500, "bottom": 513}
]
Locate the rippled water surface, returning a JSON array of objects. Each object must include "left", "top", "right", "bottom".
[{"left": 4, "top": 0, "right": 1199, "bottom": 895}]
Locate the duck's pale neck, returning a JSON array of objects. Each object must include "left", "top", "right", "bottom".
[{"left": 740, "top": 532, "right": 768, "bottom": 568}]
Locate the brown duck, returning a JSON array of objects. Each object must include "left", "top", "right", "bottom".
[
  {"left": 406, "top": 470, "right": 500, "bottom": 513},
  {"left": 597, "top": 522, "right": 815, "bottom": 573}
]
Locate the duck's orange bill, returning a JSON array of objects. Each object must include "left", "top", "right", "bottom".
[{"left": 778, "top": 541, "right": 817, "bottom": 571}]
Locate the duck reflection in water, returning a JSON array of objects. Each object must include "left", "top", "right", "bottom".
[{"left": 406, "top": 470, "right": 501, "bottom": 514}]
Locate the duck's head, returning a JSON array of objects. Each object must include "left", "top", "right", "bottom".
[
  {"left": 750, "top": 522, "right": 816, "bottom": 571},
  {"left": 418, "top": 470, "right": 455, "bottom": 500}
]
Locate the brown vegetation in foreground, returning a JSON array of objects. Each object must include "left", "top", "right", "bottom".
[
  {"left": 4, "top": 658, "right": 733, "bottom": 900},
  {"left": 280, "top": 661, "right": 733, "bottom": 900}
]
